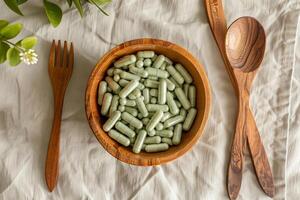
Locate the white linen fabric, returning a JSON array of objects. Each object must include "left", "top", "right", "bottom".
[{"left": 0, "top": 0, "right": 299, "bottom": 199}]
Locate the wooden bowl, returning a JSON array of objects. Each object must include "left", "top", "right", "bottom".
[{"left": 85, "top": 38, "right": 211, "bottom": 166}]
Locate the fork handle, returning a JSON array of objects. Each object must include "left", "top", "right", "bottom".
[{"left": 45, "top": 95, "right": 64, "bottom": 192}]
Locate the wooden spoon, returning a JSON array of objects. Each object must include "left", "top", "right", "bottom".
[{"left": 225, "top": 17, "right": 275, "bottom": 199}]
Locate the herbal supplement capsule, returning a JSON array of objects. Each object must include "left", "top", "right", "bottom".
[
  {"left": 189, "top": 85, "right": 196, "bottom": 107},
  {"left": 103, "top": 111, "right": 121, "bottom": 132},
  {"left": 107, "top": 68, "right": 114, "bottom": 76},
  {"left": 164, "top": 115, "right": 184, "bottom": 128},
  {"left": 148, "top": 129, "right": 156, "bottom": 136},
  {"left": 164, "top": 57, "right": 173, "bottom": 65},
  {"left": 151, "top": 54, "right": 157, "bottom": 62},
  {"left": 109, "top": 95, "right": 119, "bottom": 116},
  {"left": 101, "top": 93, "right": 112, "bottom": 116},
  {"left": 150, "top": 97, "right": 157, "bottom": 104},
  {"left": 160, "top": 62, "right": 167, "bottom": 70},
  {"left": 152, "top": 55, "right": 165, "bottom": 69},
  {"left": 137, "top": 83, "right": 145, "bottom": 90},
  {"left": 107, "top": 87, "right": 112, "bottom": 92},
  {"left": 113, "top": 69, "right": 123, "bottom": 75},
  {"left": 172, "top": 124, "right": 182, "bottom": 145},
  {"left": 166, "top": 79, "right": 175, "bottom": 91},
  {"left": 136, "top": 60, "right": 144, "bottom": 68},
  {"left": 158, "top": 79, "right": 167, "bottom": 104},
  {"left": 144, "top": 58, "right": 152, "bottom": 67},
  {"left": 166, "top": 92, "right": 179, "bottom": 115},
  {"left": 150, "top": 89, "right": 158, "bottom": 97},
  {"left": 129, "top": 65, "right": 148, "bottom": 77},
  {"left": 145, "top": 67, "right": 169, "bottom": 79},
  {"left": 155, "top": 123, "right": 164, "bottom": 131},
  {"left": 115, "top": 121, "right": 136, "bottom": 138},
  {"left": 144, "top": 136, "right": 161, "bottom": 144},
  {"left": 129, "top": 125, "right": 135, "bottom": 130},
  {"left": 161, "top": 112, "right": 172, "bottom": 122},
  {"left": 156, "top": 130, "right": 173, "bottom": 138},
  {"left": 133, "top": 130, "right": 147, "bottom": 153},
  {"left": 175, "top": 100, "right": 182, "bottom": 108},
  {"left": 169, "top": 77, "right": 180, "bottom": 88},
  {"left": 113, "top": 74, "right": 120, "bottom": 82},
  {"left": 137, "top": 113, "right": 143, "bottom": 119},
  {"left": 142, "top": 118, "right": 150, "bottom": 125},
  {"left": 136, "top": 97, "right": 148, "bottom": 117},
  {"left": 162, "top": 138, "right": 173, "bottom": 145},
  {"left": 129, "top": 136, "right": 136, "bottom": 144},
  {"left": 146, "top": 110, "right": 164, "bottom": 131},
  {"left": 120, "top": 71, "right": 140, "bottom": 80},
  {"left": 148, "top": 76, "right": 159, "bottom": 80},
  {"left": 108, "top": 129, "right": 130, "bottom": 147},
  {"left": 145, "top": 143, "right": 169, "bottom": 152},
  {"left": 119, "top": 80, "right": 139, "bottom": 98},
  {"left": 168, "top": 126, "right": 174, "bottom": 131},
  {"left": 119, "top": 79, "right": 129, "bottom": 87},
  {"left": 166, "top": 65, "right": 184, "bottom": 85},
  {"left": 143, "top": 88, "right": 150, "bottom": 104},
  {"left": 118, "top": 105, "right": 125, "bottom": 112},
  {"left": 124, "top": 106, "right": 138, "bottom": 117},
  {"left": 184, "top": 83, "right": 189, "bottom": 97},
  {"left": 98, "top": 81, "right": 107, "bottom": 106},
  {"left": 131, "top": 88, "right": 141, "bottom": 97},
  {"left": 124, "top": 99, "right": 136, "bottom": 107},
  {"left": 121, "top": 112, "right": 143, "bottom": 129},
  {"left": 175, "top": 64, "right": 192, "bottom": 84},
  {"left": 105, "top": 77, "right": 121, "bottom": 94},
  {"left": 183, "top": 108, "right": 197, "bottom": 131},
  {"left": 128, "top": 94, "right": 136, "bottom": 100},
  {"left": 180, "top": 108, "right": 187, "bottom": 118},
  {"left": 146, "top": 104, "right": 169, "bottom": 112},
  {"left": 121, "top": 120, "right": 129, "bottom": 125},
  {"left": 114, "top": 55, "right": 137, "bottom": 68},
  {"left": 175, "top": 88, "right": 191, "bottom": 110},
  {"left": 144, "top": 79, "right": 159, "bottom": 88},
  {"left": 119, "top": 98, "right": 126, "bottom": 105},
  {"left": 137, "top": 51, "right": 155, "bottom": 58}
]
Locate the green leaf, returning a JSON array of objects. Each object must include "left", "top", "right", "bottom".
[
  {"left": 43, "top": 0, "right": 62, "bottom": 28},
  {"left": 91, "top": 0, "right": 111, "bottom": 5},
  {"left": 67, "top": 0, "right": 72, "bottom": 7},
  {"left": 73, "top": 0, "right": 84, "bottom": 17},
  {"left": 16, "top": 0, "right": 28, "bottom": 5},
  {"left": 0, "top": 23, "right": 23, "bottom": 39},
  {"left": 0, "top": 42, "right": 10, "bottom": 64},
  {"left": 0, "top": 20, "right": 9, "bottom": 31},
  {"left": 21, "top": 36, "right": 37, "bottom": 49},
  {"left": 7, "top": 47, "right": 21, "bottom": 66},
  {"left": 88, "top": 0, "right": 110, "bottom": 16},
  {"left": 3, "top": 0, "right": 23, "bottom": 16}
]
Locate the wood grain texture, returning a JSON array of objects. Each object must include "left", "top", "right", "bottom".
[
  {"left": 45, "top": 41, "right": 74, "bottom": 192},
  {"left": 85, "top": 38, "right": 211, "bottom": 166},
  {"left": 226, "top": 17, "right": 274, "bottom": 199}
]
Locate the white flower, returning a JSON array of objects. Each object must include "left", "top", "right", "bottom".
[{"left": 20, "top": 49, "right": 38, "bottom": 65}]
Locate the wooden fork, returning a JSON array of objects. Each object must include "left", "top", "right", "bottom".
[{"left": 45, "top": 40, "right": 74, "bottom": 192}]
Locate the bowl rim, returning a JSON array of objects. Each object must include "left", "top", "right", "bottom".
[{"left": 85, "top": 38, "right": 211, "bottom": 166}]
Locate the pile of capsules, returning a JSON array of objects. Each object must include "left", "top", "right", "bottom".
[{"left": 98, "top": 51, "right": 197, "bottom": 153}]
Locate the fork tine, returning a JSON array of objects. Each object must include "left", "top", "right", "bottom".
[
  {"left": 55, "top": 40, "right": 61, "bottom": 67},
  {"left": 62, "top": 41, "right": 68, "bottom": 68},
  {"left": 49, "top": 40, "right": 56, "bottom": 68},
  {"left": 68, "top": 42, "right": 74, "bottom": 70}
]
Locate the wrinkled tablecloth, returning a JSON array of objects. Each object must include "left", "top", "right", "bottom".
[{"left": 0, "top": 0, "right": 300, "bottom": 199}]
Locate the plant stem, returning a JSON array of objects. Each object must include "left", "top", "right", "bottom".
[{"left": 3, "top": 40, "right": 25, "bottom": 52}]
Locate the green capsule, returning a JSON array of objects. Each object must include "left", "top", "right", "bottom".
[
  {"left": 124, "top": 106, "right": 138, "bottom": 117},
  {"left": 180, "top": 108, "right": 187, "bottom": 118},
  {"left": 144, "top": 79, "right": 159, "bottom": 88},
  {"left": 114, "top": 55, "right": 137, "bottom": 68},
  {"left": 129, "top": 136, "right": 136, "bottom": 144},
  {"left": 146, "top": 104, "right": 169, "bottom": 112},
  {"left": 150, "top": 89, "right": 158, "bottom": 97},
  {"left": 143, "top": 88, "right": 150, "bottom": 104},
  {"left": 121, "top": 112, "right": 143, "bottom": 129},
  {"left": 118, "top": 105, "right": 125, "bottom": 112},
  {"left": 152, "top": 55, "right": 165, "bottom": 69},
  {"left": 145, "top": 143, "right": 169, "bottom": 152},
  {"left": 147, "top": 129, "right": 156, "bottom": 136},
  {"left": 156, "top": 130, "right": 173, "bottom": 138},
  {"left": 183, "top": 108, "right": 197, "bottom": 131},
  {"left": 119, "top": 98, "right": 126, "bottom": 105},
  {"left": 144, "top": 58, "right": 152, "bottom": 67},
  {"left": 129, "top": 65, "right": 148, "bottom": 77},
  {"left": 131, "top": 88, "right": 141, "bottom": 97},
  {"left": 189, "top": 85, "right": 196, "bottom": 107},
  {"left": 183, "top": 83, "right": 189, "bottom": 97},
  {"left": 103, "top": 111, "right": 121, "bottom": 132},
  {"left": 142, "top": 118, "right": 150, "bottom": 125},
  {"left": 166, "top": 65, "right": 184, "bottom": 85},
  {"left": 128, "top": 94, "right": 137, "bottom": 100},
  {"left": 169, "top": 77, "right": 180, "bottom": 88},
  {"left": 162, "top": 138, "right": 173, "bottom": 145},
  {"left": 118, "top": 79, "right": 129, "bottom": 87},
  {"left": 174, "top": 99, "right": 182, "bottom": 108},
  {"left": 113, "top": 74, "right": 120, "bottom": 82},
  {"left": 119, "top": 80, "right": 139, "bottom": 98},
  {"left": 155, "top": 123, "right": 164, "bottom": 131},
  {"left": 168, "top": 126, "right": 174, "bottom": 131},
  {"left": 166, "top": 78, "right": 175, "bottom": 91},
  {"left": 124, "top": 99, "right": 136, "bottom": 107},
  {"left": 174, "top": 88, "right": 191, "bottom": 110},
  {"left": 115, "top": 121, "right": 136, "bottom": 138},
  {"left": 166, "top": 92, "right": 179, "bottom": 115},
  {"left": 160, "top": 62, "right": 167, "bottom": 70},
  {"left": 98, "top": 81, "right": 107, "bottom": 106},
  {"left": 164, "top": 57, "right": 173, "bottom": 65},
  {"left": 161, "top": 112, "right": 172, "bottom": 122},
  {"left": 175, "top": 64, "right": 192, "bottom": 84},
  {"left": 136, "top": 96, "right": 148, "bottom": 117},
  {"left": 150, "top": 97, "right": 157, "bottom": 104},
  {"left": 133, "top": 130, "right": 147, "bottom": 153},
  {"left": 146, "top": 110, "right": 164, "bottom": 131},
  {"left": 101, "top": 93, "right": 112, "bottom": 116},
  {"left": 107, "top": 68, "right": 114, "bottom": 76},
  {"left": 144, "top": 136, "right": 161, "bottom": 144},
  {"left": 113, "top": 69, "right": 123, "bottom": 75},
  {"left": 136, "top": 60, "right": 144, "bottom": 68},
  {"left": 109, "top": 95, "right": 119, "bottom": 116},
  {"left": 158, "top": 79, "right": 167, "bottom": 104},
  {"left": 145, "top": 67, "right": 169, "bottom": 78},
  {"left": 108, "top": 129, "right": 130, "bottom": 146},
  {"left": 148, "top": 75, "right": 159, "bottom": 80},
  {"left": 151, "top": 54, "right": 158, "bottom": 62},
  {"left": 172, "top": 124, "right": 182, "bottom": 145},
  {"left": 163, "top": 115, "right": 184, "bottom": 128},
  {"left": 120, "top": 71, "right": 140, "bottom": 80},
  {"left": 137, "top": 51, "right": 155, "bottom": 58},
  {"left": 137, "top": 113, "right": 143, "bottom": 119},
  {"left": 105, "top": 77, "right": 121, "bottom": 94}
]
